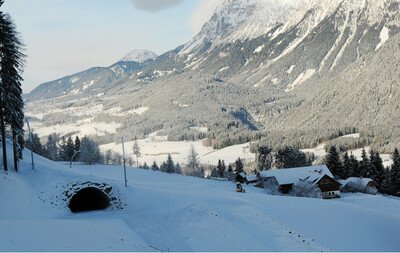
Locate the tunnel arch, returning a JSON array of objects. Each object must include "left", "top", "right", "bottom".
[{"left": 68, "top": 187, "right": 111, "bottom": 213}]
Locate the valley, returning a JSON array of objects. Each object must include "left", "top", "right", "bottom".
[{"left": 25, "top": 0, "right": 400, "bottom": 154}]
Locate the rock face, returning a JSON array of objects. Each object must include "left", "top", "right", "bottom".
[{"left": 25, "top": 0, "right": 400, "bottom": 150}]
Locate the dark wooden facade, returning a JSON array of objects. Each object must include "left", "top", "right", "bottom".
[{"left": 315, "top": 175, "right": 341, "bottom": 192}]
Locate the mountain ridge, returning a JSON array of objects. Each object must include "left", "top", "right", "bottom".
[{"left": 25, "top": 0, "right": 400, "bottom": 151}]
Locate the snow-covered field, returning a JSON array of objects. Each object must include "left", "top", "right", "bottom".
[
  {"left": 1, "top": 144, "right": 400, "bottom": 251},
  {"left": 101, "top": 132, "right": 255, "bottom": 166}
]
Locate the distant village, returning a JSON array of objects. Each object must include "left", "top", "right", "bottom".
[{"left": 234, "top": 165, "right": 378, "bottom": 199}]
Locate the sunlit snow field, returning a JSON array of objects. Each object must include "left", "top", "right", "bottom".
[{"left": 0, "top": 145, "right": 399, "bottom": 252}]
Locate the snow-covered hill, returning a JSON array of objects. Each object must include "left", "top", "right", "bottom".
[{"left": 1, "top": 145, "right": 400, "bottom": 251}]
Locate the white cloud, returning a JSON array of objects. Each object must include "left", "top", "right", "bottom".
[
  {"left": 131, "top": 0, "right": 184, "bottom": 12},
  {"left": 190, "top": 0, "right": 223, "bottom": 35}
]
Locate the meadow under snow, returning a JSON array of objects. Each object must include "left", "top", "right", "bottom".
[{"left": 0, "top": 145, "right": 399, "bottom": 251}]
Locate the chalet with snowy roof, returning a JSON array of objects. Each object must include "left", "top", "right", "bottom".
[
  {"left": 256, "top": 165, "right": 341, "bottom": 199},
  {"left": 245, "top": 174, "right": 259, "bottom": 185},
  {"left": 340, "top": 177, "right": 378, "bottom": 194}
]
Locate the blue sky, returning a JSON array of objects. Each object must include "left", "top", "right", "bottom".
[{"left": 2, "top": 0, "right": 217, "bottom": 92}]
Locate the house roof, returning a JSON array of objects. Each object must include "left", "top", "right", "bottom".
[
  {"left": 340, "top": 177, "right": 376, "bottom": 188},
  {"left": 258, "top": 165, "right": 334, "bottom": 185},
  {"left": 246, "top": 174, "right": 258, "bottom": 182}
]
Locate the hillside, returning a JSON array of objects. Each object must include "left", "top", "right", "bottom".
[
  {"left": 1, "top": 145, "right": 400, "bottom": 251},
  {"left": 24, "top": 0, "right": 400, "bottom": 152}
]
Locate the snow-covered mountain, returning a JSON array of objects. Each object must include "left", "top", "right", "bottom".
[
  {"left": 181, "top": 0, "right": 304, "bottom": 54},
  {"left": 120, "top": 49, "right": 158, "bottom": 62},
  {"left": 1, "top": 143, "right": 400, "bottom": 251},
  {"left": 25, "top": 0, "right": 400, "bottom": 151}
]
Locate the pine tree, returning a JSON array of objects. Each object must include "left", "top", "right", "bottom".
[
  {"left": 381, "top": 167, "right": 391, "bottom": 194},
  {"left": 275, "top": 146, "right": 309, "bottom": 169},
  {"left": 370, "top": 150, "right": 384, "bottom": 186},
  {"left": 142, "top": 162, "right": 149, "bottom": 170},
  {"left": 389, "top": 148, "right": 400, "bottom": 196},
  {"left": 66, "top": 136, "right": 75, "bottom": 161},
  {"left": 26, "top": 132, "right": 44, "bottom": 156},
  {"left": 349, "top": 153, "right": 359, "bottom": 177},
  {"left": 151, "top": 161, "right": 159, "bottom": 171},
  {"left": 0, "top": 7, "right": 25, "bottom": 172},
  {"left": 325, "top": 146, "right": 342, "bottom": 178},
  {"left": 359, "top": 148, "right": 372, "bottom": 178},
  {"left": 160, "top": 161, "right": 166, "bottom": 172},
  {"left": 174, "top": 162, "right": 182, "bottom": 174},
  {"left": 74, "top": 136, "right": 81, "bottom": 160},
  {"left": 210, "top": 167, "right": 219, "bottom": 178},
  {"left": 341, "top": 152, "right": 351, "bottom": 179},
  {"left": 257, "top": 146, "right": 272, "bottom": 171},
  {"left": 164, "top": 154, "right": 175, "bottom": 173},
  {"left": 58, "top": 136, "right": 67, "bottom": 161},
  {"left": 45, "top": 134, "right": 59, "bottom": 161},
  {"left": 226, "top": 164, "right": 235, "bottom": 181},
  {"left": 79, "top": 136, "right": 102, "bottom": 165},
  {"left": 217, "top": 159, "right": 225, "bottom": 178},
  {"left": 235, "top": 157, "right": 244, "bottom": 175}
]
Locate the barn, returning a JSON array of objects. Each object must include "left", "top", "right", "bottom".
[
  {"left": 340, "top": 177, "right": 378, "bottom": 194},
  {"left": 255, "top": 165, "right": 341, "bottom": 199}
]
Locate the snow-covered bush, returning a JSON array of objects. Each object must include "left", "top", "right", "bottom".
[
  {"left": 261, "top": 177, "right": 281, "bottom": 195},
  {"left": 289, "top": 180, "right": 322, "bottom": 198}
]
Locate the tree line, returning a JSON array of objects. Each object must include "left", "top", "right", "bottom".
[
  {"left": 25, "top": 133, "right": 101, "bottom": 165},
  {"left": 325, "top": 146, "right": 400, "bottom": 196},
  {"left": 0, "top": 1, "right": 25, "bottom": 173}
]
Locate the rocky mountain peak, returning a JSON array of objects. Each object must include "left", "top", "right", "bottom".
[{"left": 120, "top": 49, "right": 158, "bottom": 63}]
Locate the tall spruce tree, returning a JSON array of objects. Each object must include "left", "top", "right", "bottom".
[
  {"left": 79, "top": 136, "right": 102, "bottom": 165},
  {"left": 389, "top": 148, "right": 400, "bottom": 196},
  {"left": 257, "top": 146, "right": 272, "bottom": 171},
  {"left": 359, "top": 149, "right": 372, "bottom": 178},
  {"left": 45, "top": 134, "right": 59, "bottom": 161},
  {"left": 151, "top": 161, "right": 159, "bottom": 171},
  {"left": 59, "top": 136, "right": 67, "bottom": 161},
  {"left": 381, "top": 167, "right": 391, "bottom": 194},
  {"left": 164, "top": 154, "right": 175, "bottom": 173},
  {"left": 370, "top": 150, "right": 384, "bottom": 186},
  {"left": 217, "top": 159, "right": 226, "bottom": 178},
  {"left": 25, "top": 133, "right": 44, "bottom": 156},
  {"left": 325, "top": 146, "right": 342, "bottom": 178},
  {"left": 0, "top": 6, "right": 25, "bottom": 172},
  {"left": 349, "top": 153, "right": 359, "bottom": 177},
  {"left": 65, "top": 136, "right": 75, "bottom": 161},
  {"left": 0, "top": 0, "right": 6, "bottom": 172},
  {"left": 341, "top": 152, "right": 351, "bottom": 179},
  {"left": 74, "top": 136, "right": 81, "bottom": 160},
  {"left": 234, "top": 157, "right": 244, "bottom": 175},
  {"left": 275, "top": 146, "right": 309, "bottom": 169}
]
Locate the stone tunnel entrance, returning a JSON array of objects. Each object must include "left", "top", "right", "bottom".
[{"left": 68, "top": 187, "right": 111, "bottom": 213}]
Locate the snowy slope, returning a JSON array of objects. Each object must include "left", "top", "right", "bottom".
[
  {"left": 1, "top": 144, "right": 400, "bottom": 251},
  {"left": 181, "top": 0, "right": 304, "bottom": 54},
  {"left": 120, "top": 49, "right": 158, "bottom": 62}
]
